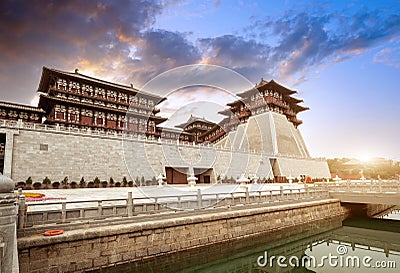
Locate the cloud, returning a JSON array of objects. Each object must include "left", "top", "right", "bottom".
[
  {"left": 0, "top": 0, "right": 399, "bottom": 106},
  {"left": 198, "top": 35, "right": 271, "bottom": 83},
  {"left": 200, "top": 7, "right": 400, "bottom": 85},
  {"left": 0, "top": 0, "right": 200, "bottom": 102},
  {"left": 374, "top": 46, "right": 400, "bottom": 68},
  {"left": 120, "top": 29, "right": 202, "bottom": 87}
]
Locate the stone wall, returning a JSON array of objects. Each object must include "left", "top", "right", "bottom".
[
  {"left": 18, "top": 199, "right": 345, "bottom": 273},
  {"left": 4, "top": 122, "right": 330, "bottom": 183}
]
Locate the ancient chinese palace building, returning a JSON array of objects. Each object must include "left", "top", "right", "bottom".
[
  {"left": 218, "top": 78, "right": 309, "bottom": 133},
  {"left": 37, "top": 67, "right": 167, "bottom": 136},
  {"left": 175, "top": 115, "right": 216, "bottom": 143},
  {"left": 0, "top": 67, "right": 331, "bottom": 183}
]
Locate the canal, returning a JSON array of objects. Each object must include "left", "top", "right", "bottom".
[{"left": 92, "top": 211, "right": 400, "bottom": 273}]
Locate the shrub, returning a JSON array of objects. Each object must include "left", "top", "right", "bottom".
[
  {"left": 62, "top": 176, "right": 69, "bottom": 186},
  {"left": 26, "top": 177, "right": 33, "bottom": 186},
  {"left": 122, "top": 176, "right": 128, "bottom": 187},
  {"left": 79, "top": 177, "right": 86, "bottom": 187},
  {"left": 94, "top": 177, "right": 100, "bottom": 187},
  {"left": 135, "top": 176, "right": 140, "bottom": 186},
  {"left": 42, "top": 176, "right": 51, "bottom": 188},
  {"left": 141, "top": 176, "right": 145, "bottom": 186}
]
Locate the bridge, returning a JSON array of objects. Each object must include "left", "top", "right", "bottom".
[{"left": 321, "top": 180, "right": 400, "bottom": 206}]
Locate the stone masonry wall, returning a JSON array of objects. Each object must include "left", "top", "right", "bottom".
[
  {"left": 18, "top": 199, "right": 344, "bottom": 273},
  {"left": 9, "top": 127, "right": 330, "bottom": 183}
]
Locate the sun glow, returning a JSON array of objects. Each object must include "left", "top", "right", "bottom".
[{"left": 357, "top": 153, "right": 373, "bottom": 163}]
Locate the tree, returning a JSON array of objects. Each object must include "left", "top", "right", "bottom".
[{"left": 109, "top": 177, "right": 114, "bottom": 187}]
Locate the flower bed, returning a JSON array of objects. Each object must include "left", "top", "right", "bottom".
[{"left": 15, "top": 192, "right": 66, "bottom": 202}]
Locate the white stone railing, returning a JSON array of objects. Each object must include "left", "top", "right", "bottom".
[
  {"left": 17, "top": 186, "right": 329, "bottom": 236},
  {"left": 0, "top": 118, "right": 330, "bottom": 160},
  {"left": 316, "top": 180, "right": 400, "bottom": 193},
  {"left": 0, "top": 118, "right": 266, "bottom": 155}
]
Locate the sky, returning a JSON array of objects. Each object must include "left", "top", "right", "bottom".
[{"left": 0, "top": 0, "right": 399, "bottom": 160}]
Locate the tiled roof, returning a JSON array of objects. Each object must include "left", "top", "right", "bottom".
[{"left": 0, "top": 101, "right": 45, "bottom": 113}]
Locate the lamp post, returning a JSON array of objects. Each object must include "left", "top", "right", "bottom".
[{"left": 156, "top": 173, "right": 165, "bottom": 188}]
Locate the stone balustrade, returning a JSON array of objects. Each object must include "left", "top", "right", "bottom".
[{"left": 17, "top": 186, "right": 329, "bottom": 237}]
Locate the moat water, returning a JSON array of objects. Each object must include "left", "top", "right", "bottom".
[{"left": 92, "top": 211, "right": 400, "bottom": 273}]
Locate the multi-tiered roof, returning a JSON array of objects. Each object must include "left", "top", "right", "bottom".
[
  {"left": 37, "top": 67, "right": 167, "bottom": 136},
  {"left": 218, "top": 78, "right": 309, "bottom": 132}
]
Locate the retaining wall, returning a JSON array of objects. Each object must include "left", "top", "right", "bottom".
[{"left": 18, "top": 199, "right": 344, "bottom": 273}]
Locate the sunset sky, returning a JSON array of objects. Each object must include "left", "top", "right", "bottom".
[{"left": 0, "top": 0, "right": 399, "bottom": 160}]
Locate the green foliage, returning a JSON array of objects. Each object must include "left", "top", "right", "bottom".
[
  {"left": 94, "top": 176, "right": 100, "bottom": 185},
  {"left": 42, "top": 176, "right": 51, "bottom": 185},
  {"left": 109, "top": 177, "right": 114, "bottom": 184},
  {"left": 122, "top": 176, "right": 128, "bottom": 186},
  {"left": 79, "top": 177, "right": 86, "bottom": 186},
  {"left": 62, "top": 176, "right": 69, "bottom": 185},
  {"left": 140, "top": 176, "right": 145, "bottom": 185},
  {"left": 26, "top": 177, "right": 33, "bottom": 185}
]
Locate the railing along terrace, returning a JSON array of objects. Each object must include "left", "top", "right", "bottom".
[
  {"left": 17, "top": 186, "right": 329, "bottom": 233},
  {"left": 1, "top": 118, "right": 330, "bottom": 159},
  {"left": 317, "top": 180, "right": 400, "bottom": 193}
]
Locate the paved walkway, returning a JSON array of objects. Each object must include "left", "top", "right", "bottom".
[
  {"left": 21, "top": 183, "right": 308, "bottom": 211},
  {"left": 23, "top": 183, "right": 306, "bottom": 202}
]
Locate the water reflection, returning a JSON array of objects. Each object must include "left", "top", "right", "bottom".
[{"left": 92, "top": 217, "right": 400, "bottom": 273}]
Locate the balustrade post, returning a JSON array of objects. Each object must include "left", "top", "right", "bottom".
[
  {"left": 127, "top": 192, "right": 133, "bottom": 217},
  {"left": 61, "top": 202, "right": 67, "bottom": 223},
  {"left": 177, "top": 196, "right": 182, "bottom": 209},
  {"left": 305, "top": 184, "right": 309, "bottom": 198},
  {"left": 245, "top": 187, "right": 249, "bottom": 204},
  {"left": 280, "top": 186, "right": 284, "bottom": 199},
  {"left": 231, "top": 193, "right": 235, "bottom": 206},
  {"left": 197, "top": 189, "right": 202, "bottom": 209},
  {"left": 17, "top": 192, "right": 26, "bottom": 230},
  {"left": 97, "top": 201, "right": 103, "bottom": 218},
  {"left": 154, "top": 197, "right": 159, "bottom": 211}
]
